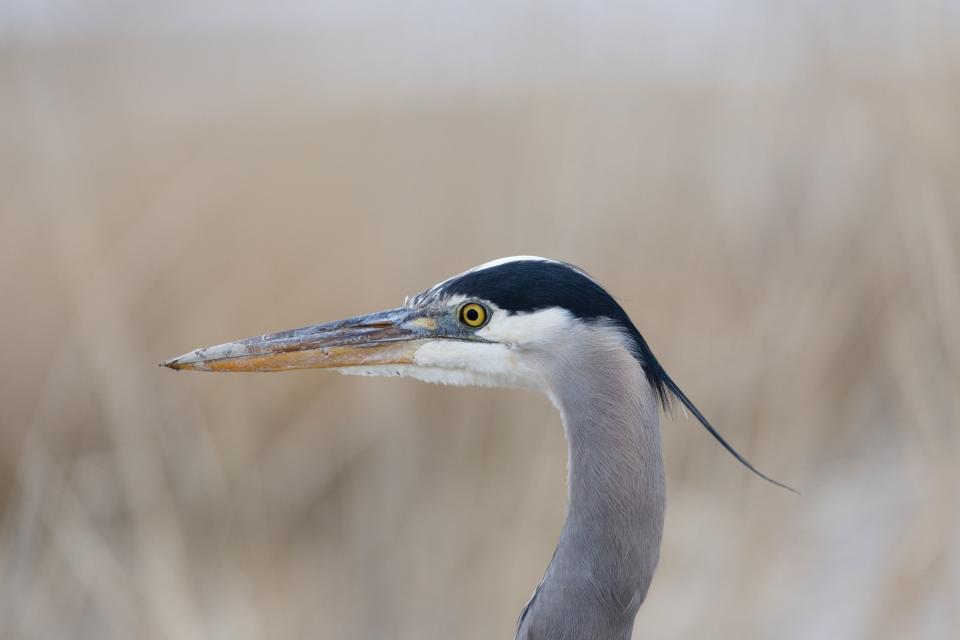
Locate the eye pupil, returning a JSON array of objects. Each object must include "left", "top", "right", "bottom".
[{"left": 466, "top": 309, "right": 478, "bottom": 321}]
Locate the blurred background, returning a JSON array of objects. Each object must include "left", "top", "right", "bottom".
[{"left": 2, "top": 1, "right": 959, "bottom": 638}]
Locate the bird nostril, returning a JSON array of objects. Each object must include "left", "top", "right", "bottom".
[{"left": 357, "top": 320, "right": 394, "bottom": 329}]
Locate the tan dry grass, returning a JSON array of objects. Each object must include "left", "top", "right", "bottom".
[{"left": 1, "top": 4, "right": 959, "bottom": 638}]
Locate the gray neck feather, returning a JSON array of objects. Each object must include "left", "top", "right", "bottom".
[{"left": 516, "top": 324, "right": 665, "bottom": 640}]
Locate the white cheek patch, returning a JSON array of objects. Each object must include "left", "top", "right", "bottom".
[
  {"left": 476, "top": 307, "right": 574, "bottom": 346},
  {"left": 415, "top": 340, "right": 512, "bottom": 374},
  {"left": 410, "top": 340, "right": 541, "bottom": 389},
  {"left": 337, "top": 364, "right": 536, "bottom": 389}
]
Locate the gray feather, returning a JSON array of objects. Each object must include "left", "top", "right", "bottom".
[{"left": 515, "top": 324, "right": 665, "bottom": 640}]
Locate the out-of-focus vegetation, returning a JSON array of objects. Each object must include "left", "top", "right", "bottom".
[{"left": 2, "top": 2, "right": 958, "bottom": 638}]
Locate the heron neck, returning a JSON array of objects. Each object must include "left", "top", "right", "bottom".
[{"left": 517, "top": 331, "right": 665, "bottom": 640}]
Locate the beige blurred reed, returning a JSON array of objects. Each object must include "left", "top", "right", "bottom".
[{"left": 1, "top": 3, "right": 958, "bottom": 638}]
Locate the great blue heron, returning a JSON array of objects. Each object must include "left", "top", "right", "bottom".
[{"left": 162, "top": 256, "right": 790, "bottom": 639}]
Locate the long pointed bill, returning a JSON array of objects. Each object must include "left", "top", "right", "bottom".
[{"left": 161, "top": 307, "right": 436, "bottom": 372}]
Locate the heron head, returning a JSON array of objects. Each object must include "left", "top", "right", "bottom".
[
  {"left": 162, "top": 256, "right": 666, "bottom": 399},
  {"left": 162, "top": 255, "right": 792, "bottom": 490}
]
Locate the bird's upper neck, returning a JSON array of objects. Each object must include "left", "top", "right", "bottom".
[{"left": 517, "top": 325, "right": 665, "bottom": 640}]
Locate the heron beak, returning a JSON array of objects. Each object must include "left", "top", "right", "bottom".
[{"left": 161, "top": 307, "right": 438, "bottom": 372}]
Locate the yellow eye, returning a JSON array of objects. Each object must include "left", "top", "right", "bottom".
[{"left": 458, "top": 302, "right": 488, "bottom": 328}]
